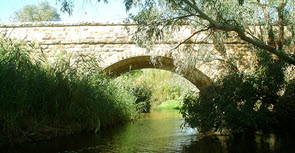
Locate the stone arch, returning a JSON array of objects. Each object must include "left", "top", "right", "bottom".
[{"left": 103, "top": 55, "right": 211, "bottom": 91}]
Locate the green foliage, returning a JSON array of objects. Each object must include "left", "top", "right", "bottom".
[
  {"left": 254, "top": 50, "right": 286, "bottom": 106},
  {"left": 139, "top": 69, "right": 193, "bottom": 103},
  {"left": 0, "top": 36, "right": 136, "bottom": 144},
  {"left": 181, "top": 74, "right": 274, "bottom": 133},
  {"left": 157, "top": 100, "right": 183, "bottom": 109},
  {"left": 58, "top": 0, "right": 74, "bottom": 16},
  {"left": 276, "top": 79, "right": 295, "bottom": 123},
  {"left": 58, "top": 0, "right": 295, "bottom": 65},
  {"left": 114, "top": 71, "right": 152, "bottom": 113},
  {"left": 132, "top": 84, "right": 152, "bottom": 113},
  {"left": 181, "top": 50, "right": 293, "bottom": 133},
  {"left": 238, "top": 0, "right": 244, "bottom": 6},
  {"left": 115, "top": 69, "right": 193, "bottom": 112},
  {"left": 13, "top": 1, "right": 60, "bottom": 22}
]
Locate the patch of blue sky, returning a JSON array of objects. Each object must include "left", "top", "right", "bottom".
[{"left": 0, "top": 0, "right": 134, "bottom": 23}]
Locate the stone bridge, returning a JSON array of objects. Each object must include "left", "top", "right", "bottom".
[{"left": 0, "top": 21, "right": 251, "bottom": 90}]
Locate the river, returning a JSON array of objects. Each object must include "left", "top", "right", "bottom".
[{"left": 2, "top": 109, "right": 295, "bottom": 153}]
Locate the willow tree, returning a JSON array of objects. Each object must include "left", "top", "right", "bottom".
[
  {"left": 58, "top": 0, "right": 295, "bottom": 66},
  {"left": 133, "top": 0, "right": 294, "bottom": 63}
]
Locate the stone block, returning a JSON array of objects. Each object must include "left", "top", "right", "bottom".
[
  {"left": 113, "top": 48, "right": 124, "bottom": 52},
  {"left": 42, "top": 36, "right": 51, "bottom": 40},
  {"left": 68, "top": 45, "right": 75, "bottom": 48},
  {"left": 86, "top": 37, "right": 95, "bottom": 40},
  {"left": 81, "top": 45, "right": 90, "bottom": 48}
]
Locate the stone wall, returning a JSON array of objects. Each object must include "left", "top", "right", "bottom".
[
  {"left": 0, "top": 21, "right": 252, "bottom": 83},
  {"left": 0, "top": 21, "right": 247, "bottom": 57}
]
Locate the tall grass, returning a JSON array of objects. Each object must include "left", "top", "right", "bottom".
[
  {"left": 139, "top": 69, "right": 197, "bottom": 105},
  {"left": 116, "top": 69, "right": 196, "bottom": 110},
  {"left": 0, "top": 36, "right": 137, "bottom": 144},
  {"left": 114, "top": 71, "right": 152, "bottom": 113}
]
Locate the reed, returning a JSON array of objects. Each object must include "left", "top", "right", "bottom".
[
  {"left": 115, "top": 69, "right": 196, "bottom": 110},
  {"left": 0, "top": 36, "right": 137, "bottom": 144}
]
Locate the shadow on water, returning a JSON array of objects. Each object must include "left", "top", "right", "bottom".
[
  {"left": 2, "top": 109, "right": 295, "bottom": 153},
  {"left": 182, "top": 132, "right": 295, "bottom": 153}
]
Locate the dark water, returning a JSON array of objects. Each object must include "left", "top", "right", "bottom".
[{"left": 2, "top": 109, "right": 295, "bottom": 153}]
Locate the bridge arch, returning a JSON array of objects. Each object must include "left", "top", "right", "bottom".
[{"left": 103, "top": 56, "right": 211, "bottom": 91}]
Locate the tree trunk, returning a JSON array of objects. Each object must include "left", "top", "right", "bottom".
[
  {"left": 277, "top": 1, "right": 287, "bottom": 51},
  {"left": 264, "top": 8, "right": 275, "bottom": 48}
]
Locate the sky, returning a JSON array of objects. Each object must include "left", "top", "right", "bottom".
[{"left": 0, "top": 0, "right": 133, "bottom": 22}]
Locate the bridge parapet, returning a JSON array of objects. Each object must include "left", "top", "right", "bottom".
[{"left": 0, "top": 21, "right": 258, "bottom": 87}]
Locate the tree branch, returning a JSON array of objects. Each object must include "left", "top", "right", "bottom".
[
  {"left": 181, "top": 0, "right": 295, "bottom": 65},
  {"left": 170, "top": 27, "right": 210, "bottom": 51},
  {"left": 248, "top": 2, "right": 269, "bottom": 8}
]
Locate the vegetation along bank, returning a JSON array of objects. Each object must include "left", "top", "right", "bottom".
[{"left": 0, "top": 36, "right": 138, "bottom": 145}]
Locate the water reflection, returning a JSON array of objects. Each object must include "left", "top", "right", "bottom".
[
  {"left": 2, "top": 109, "right": 295, "bottom": 153},
  {"left": 183, "top": 132, "right": 295, "bottom": 153}
]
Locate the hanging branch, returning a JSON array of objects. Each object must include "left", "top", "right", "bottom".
[
  {"left": 180, "top": 0, "right": 295, "bottom": 65},
  {"left": 170, "top": 27, "right": 210, "bottom": 51}
]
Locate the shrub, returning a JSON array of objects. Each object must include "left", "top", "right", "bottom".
[
  {"left": 276, "top": 79, "right": 295, "bottom": 123},
  {"left": 180, "top": 50, "right": 289, "bottom": 133},
  {"left": 181, "top": 73, "right": 274, "bottom": 133}
]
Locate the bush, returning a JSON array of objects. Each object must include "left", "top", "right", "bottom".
[
  {"left": 180, "top": 50, "right": 291, "bottom": 133},
  {"left": 276, "top": 79, "right": 295, "bottom": 123},
  {"left": 181, "top": 73, "right": 274, "bottom": 133}
]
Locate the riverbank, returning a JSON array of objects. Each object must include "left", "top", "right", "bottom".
[{"left": 0, "top": 36, "right": 137, "bottom": 145}]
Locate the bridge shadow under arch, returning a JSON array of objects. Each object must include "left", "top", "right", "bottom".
[{"left": 103, "top": 56, "right": 211, "bottom": 91}]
